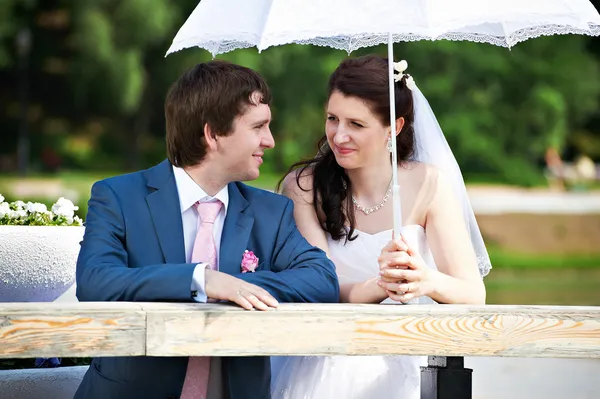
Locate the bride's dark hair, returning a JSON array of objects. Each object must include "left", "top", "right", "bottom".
[{"left": 278, "top": 54, "right": 416, "bottom": 242}]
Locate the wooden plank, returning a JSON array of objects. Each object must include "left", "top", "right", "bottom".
[
  {"left": 2, "top": 303, "right": 600, "bottom": 359},
  {"left": 0, "top": 302, "right": 146, "bottom": 358},
  {"left": 146, "top": 303, "right": 600, "bottom": 359}
]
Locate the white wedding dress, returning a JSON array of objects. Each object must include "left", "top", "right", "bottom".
[{"left": 271, "top": 225, "right": 438, "bottom": 399}]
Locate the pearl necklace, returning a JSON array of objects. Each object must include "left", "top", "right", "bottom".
[{"left": 344, "top": 178, "right": 393, "bottom": 215}]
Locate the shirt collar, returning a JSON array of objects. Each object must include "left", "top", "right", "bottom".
[{"left": 172, "top": 165, "right": 229, "bottom": 213}]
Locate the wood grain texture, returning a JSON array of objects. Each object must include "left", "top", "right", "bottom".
[
  {"left": 146, "top": 304, "right": 600, "bottom": 359},
  {"left": 1, "top": 303, "right": 599, "bottom": 359},
  {"left": 0, "top": 302, "right": 146, "bottom": 358}
]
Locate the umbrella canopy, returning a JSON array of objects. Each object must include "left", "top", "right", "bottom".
[
  {"left": 166, "top": 0, "right": 600, "bottom": 237},
  {"left": 166, "top": 0, "right": 600, "bottom": 56}
]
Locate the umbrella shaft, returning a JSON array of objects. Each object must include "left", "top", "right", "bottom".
[{"left": 387, "top": 33, "right": 402, "bottom": 237}]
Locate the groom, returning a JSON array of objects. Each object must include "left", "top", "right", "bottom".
[{"left": 74, "top": 60, "right": 339, "bottom": 399}]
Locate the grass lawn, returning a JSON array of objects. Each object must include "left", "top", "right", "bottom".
[{"left": 487, "top": 246, "right": 600, "bottom": 269}]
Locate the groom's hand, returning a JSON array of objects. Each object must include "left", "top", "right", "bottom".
[{"left": 204, "top": 270, "right": 279, "bottom": 311}]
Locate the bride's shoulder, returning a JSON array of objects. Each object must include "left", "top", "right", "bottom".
[
  {"left": 280, "top": 167, "right": 315, "bottom": 205},
  {"left": 402, "top": 162, "right": 458, "bottom": 209},
  {"left": 401, "top": 161, "right": 445, "bottom": 184}
]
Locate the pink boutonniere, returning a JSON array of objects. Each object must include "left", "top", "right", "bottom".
[{"left": 241, "top": 250, "right": 259, "bottom": 273}]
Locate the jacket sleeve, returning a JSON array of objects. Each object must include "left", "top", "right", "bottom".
[
  {"left": 236, "top": 199, "right": 340, "bottom": 303},
  {"left": 76, "top": 181, "right": 197, "bottom": 302}
]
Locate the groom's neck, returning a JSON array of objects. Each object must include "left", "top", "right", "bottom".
[{"left": 183, "top": 163, "right": 228, "bottom": 197}]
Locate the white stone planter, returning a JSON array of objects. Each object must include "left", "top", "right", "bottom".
[{"left": 0, "top": 225, "right": 85, "bottom": 302}]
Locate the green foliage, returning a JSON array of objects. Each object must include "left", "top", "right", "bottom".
[
  {"left": 70, "top": 0, "right": 178, "bottom": 116},
  {"left": 389, "top": 37, "right": 600, "bottom": 185}
]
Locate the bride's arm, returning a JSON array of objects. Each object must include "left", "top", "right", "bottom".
[
  {"left": 340, "top": 278, "right": 388, "bottom": 303},
  {"left": 281, "top": 172, "right": 387, "bottom": 304},
  {"left": 424, "top": 169, "right": 486, "bottom": 304}
]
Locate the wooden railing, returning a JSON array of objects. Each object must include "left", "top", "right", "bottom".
[{"left": 2, "top": 303, "right": 600, "bottom": 398}]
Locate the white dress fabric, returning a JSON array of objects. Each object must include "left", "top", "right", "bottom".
[{"left": 271, "top": 225, "right": 438, "bottom": 399}]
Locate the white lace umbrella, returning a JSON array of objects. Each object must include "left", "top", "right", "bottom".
[{"left": 166, "top": 0, "right": 600, "bottom": 237}]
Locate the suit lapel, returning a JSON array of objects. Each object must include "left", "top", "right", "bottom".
[
  {"left": 219, "top": 183, "right": 254, "bottom": 275},
  {"left": 145, "top": 160, "right": 186, "bottom": 264}
]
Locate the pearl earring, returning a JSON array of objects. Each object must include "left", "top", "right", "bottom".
[{"left": 387, "top": 137, "right": 393, "bottom": 153}]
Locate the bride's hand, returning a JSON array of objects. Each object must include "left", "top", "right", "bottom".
[{"left": 376, "top": 236, "right": 437, "bottom": 303}]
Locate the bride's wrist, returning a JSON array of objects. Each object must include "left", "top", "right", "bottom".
[
  {"left": 424, "top": 269, "right": 446, "bottom": 298},
  {"left": 368, "top": 277, "right": 389, "bottom": 302}
]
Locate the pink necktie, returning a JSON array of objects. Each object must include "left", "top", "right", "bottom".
[{"left": 180, "top": 200, "right": 223, "bottom": 399}]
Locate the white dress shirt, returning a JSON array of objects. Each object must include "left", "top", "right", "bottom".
[{"left": 172, "top": 166, "right": 229, "bottom": 302}]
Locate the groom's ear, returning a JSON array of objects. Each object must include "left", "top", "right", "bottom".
[{"left": 203, "top": 123, "right": 218, "bottom": 152}]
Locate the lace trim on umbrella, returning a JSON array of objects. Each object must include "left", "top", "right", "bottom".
[
  {"left": 295, "top": 24, "right": 600, "bottom": 52},
  {"left": 167, "top": 24, "right": 600, "bottom": 56}
]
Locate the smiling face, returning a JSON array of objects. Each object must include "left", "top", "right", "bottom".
[
  {"left": 325, "top": 90, "right": 391, "bottom": 170},
  {"left": 213, "top": 91, "right": 274, "bottom": 182}
]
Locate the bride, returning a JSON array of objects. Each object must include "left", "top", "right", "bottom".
[{"left": 271, "top": 55, "right": 491, "bottom": 398}]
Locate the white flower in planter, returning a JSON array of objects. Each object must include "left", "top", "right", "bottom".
[
  {"left": 0, "top": 202, "right": 10, "bottom": 219},
  {"left": 25, "top": 201, "right": 47, "bottom": 214},
  {"left": 0, "top": 195, "right": 82, "bottom": 227},
  {"left": 51, "top": 197, "right": 81, "bottom": 225},
  {"left": 8, "top": 209, "right": 27, "bottom": 220}
]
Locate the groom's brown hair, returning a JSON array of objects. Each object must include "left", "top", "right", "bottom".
[{"left": 165, "top": 60, "right": 272, "bottom": 167}]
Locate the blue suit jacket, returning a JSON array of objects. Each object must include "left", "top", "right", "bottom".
[{"left": 74, "top": 160, "right": 339, "bottom": 399}]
